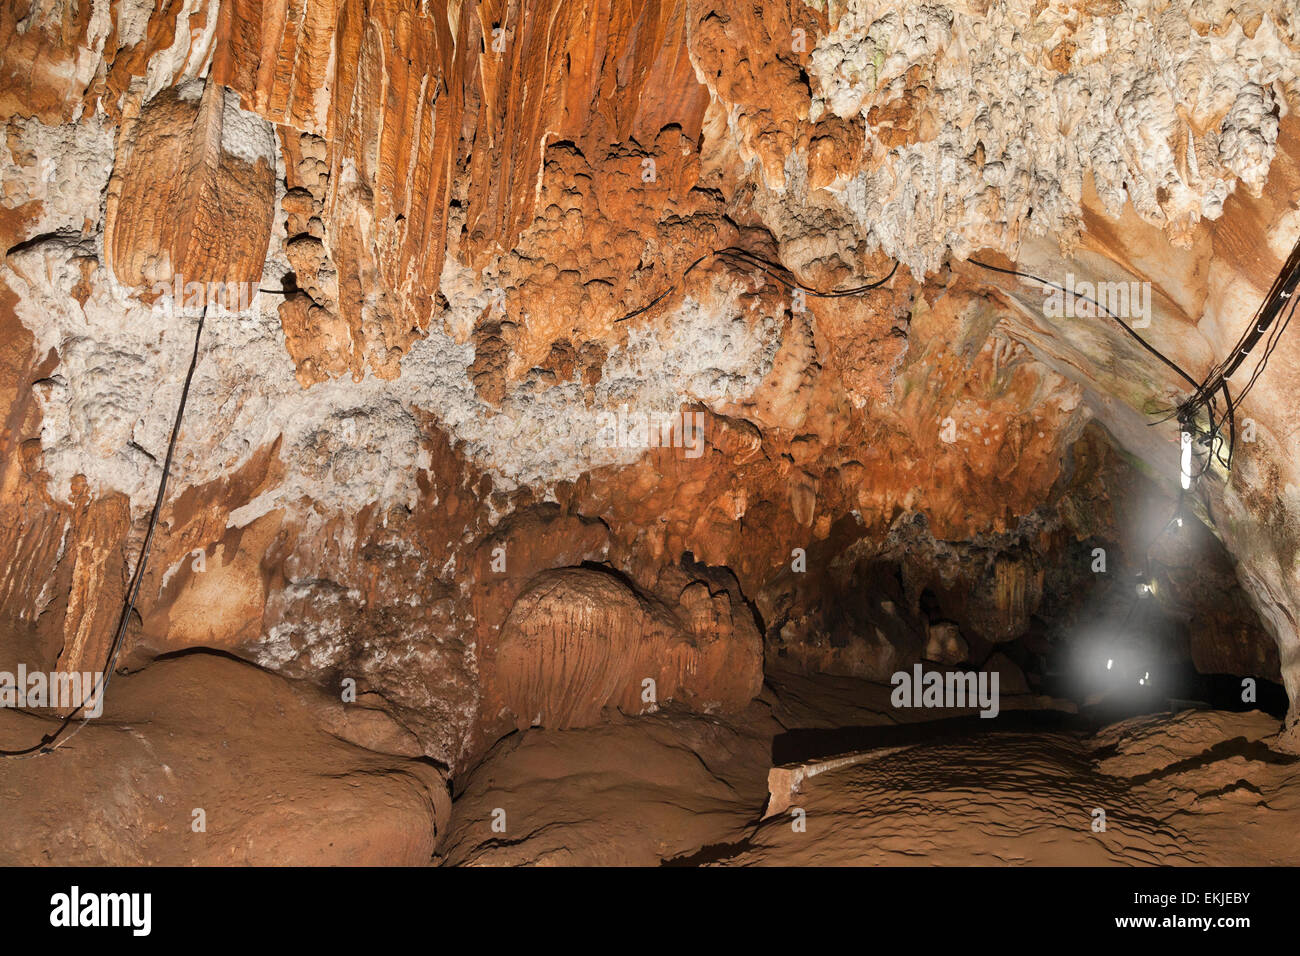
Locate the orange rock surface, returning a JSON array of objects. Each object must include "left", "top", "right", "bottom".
[{"left": 1, "top": 0, "right": 1299, "bottom": 822}]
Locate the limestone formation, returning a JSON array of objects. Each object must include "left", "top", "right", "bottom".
[
  {"left": 493, "top": 566, "right": 762, "bottom": 729},
  {"left": 1, "top": 0, "right": 1300, "bottom": 866}
]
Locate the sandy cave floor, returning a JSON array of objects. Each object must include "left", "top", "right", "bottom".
[
  {"left": 442, "top": 668, "right": 1300, "bottom": 866},
  {"left": 2, "top": 653, "right": 1296, "bottom": 866}
]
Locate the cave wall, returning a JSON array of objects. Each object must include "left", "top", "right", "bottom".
[{"left": 2, "top": 0, "right": 1298, "bottom": 769}]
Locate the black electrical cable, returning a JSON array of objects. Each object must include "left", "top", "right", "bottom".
[
  {"left": 0, "top": 245, "right": 893, "bottom": 756},
  {"left": 1175, "top": 234, "right": 1300, "bottom": 475},
  {"left": 964, "top": 255, "right": 1236, "bottom": 477},
  {"left": 965, "top": 257, "right": 1202, "bottom": 392},
  {"left": 966, "top": 249, "right": 1300, "bottom": 655},
  {"left": 1, "top": 306, "right": 207, "bottom": 759},
  {"left": 0, "top": 243, "right": 890, "bottom": 756},
  {"left": 614, "top": 245, "right": 897, "bottom": 322},
  {"left": 1232, "top": 291, "right": 1297, "bottom": 407},
  {"left": 715, "top": 246, "right": 900, "bottom": 297},
  {"left": 1191, "top": 235, "right": 1300, "bottom": 409},
  {"left": 615, "top": 253, "right": 711, "bottom": 324}
]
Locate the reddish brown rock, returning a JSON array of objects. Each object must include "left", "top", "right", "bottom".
[
  {"left": 0, "top": 653, "right": 450, "bottom": 865},
  {"left": 492, "top": 566, "right": 762, "bottom": 730},
  {"left": 104, "top": 81, "right": 276, "bottom": 290},
  {"left": 2, "top": 0, "right": 1300, "bottom": 856}
]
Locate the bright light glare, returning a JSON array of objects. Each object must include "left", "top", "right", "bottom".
[
  {"left": 1106, "top": 659, "right": 1113, "bottom": 670},
  {"left": 1181, "top": 431, "right": 1193, "bottom": 490}
]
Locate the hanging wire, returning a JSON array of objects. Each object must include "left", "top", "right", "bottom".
[
  {"left": 963, "top": 256, "right": 1236, "bottom": 476},
  {"left": 1, "top": 306, "right": 208, "bottom": 759},
  {"left": 613, "top": 245, "right": 898, "bottom": 323},
  {"left": 1189, "top": 236, "right": 1300, "bottom": 410},
  {"left": 7, "top": 234, "right": 1291, "bottom": 755},
  {"left": 967, "top": 239, "right": 1300, "bottom": 644},
  {"left": 4, "top": 247, "right": 894, "bottom": 759}
]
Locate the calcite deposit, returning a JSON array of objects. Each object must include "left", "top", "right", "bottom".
[{"left": 2, "top": 0, "right": 1300, "bottom": 866}]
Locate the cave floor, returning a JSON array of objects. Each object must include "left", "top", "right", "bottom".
[
  {"left": 3, "top": 654, "right": 1295, "bottom": 866},
  {"left": 445, "top": 670, "right": 1300, "bottom": 866},
  {"left": 724, "top": 723, "right": 1300, "bottom": 866}
]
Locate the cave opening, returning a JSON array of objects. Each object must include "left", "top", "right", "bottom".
[{"left": 762, "top": 423, "right": 1287, "bottom": 744}]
